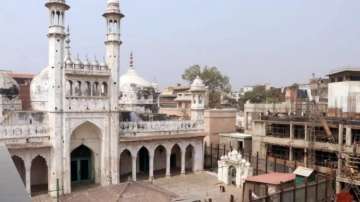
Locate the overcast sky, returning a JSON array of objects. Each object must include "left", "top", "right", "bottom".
[{"left": 1, "top": 0, "right": 360, "bottom": 89}]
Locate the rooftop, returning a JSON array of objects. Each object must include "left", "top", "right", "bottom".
[{"left": 245, "top": 172, "right": 295, "bottom": 185}]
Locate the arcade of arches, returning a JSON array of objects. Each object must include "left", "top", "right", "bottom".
[
  {"left": 11, "top": 154, "right": 49, "bottom": 196},
  {"left": 119, "top": 141, "right": 202, "bottom": 182}
]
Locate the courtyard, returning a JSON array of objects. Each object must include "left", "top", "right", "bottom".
[{"left": 32, "top": 172, "right": 243, "bottom": 202}]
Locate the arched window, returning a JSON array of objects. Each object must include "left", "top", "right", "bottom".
[
  {"left": 86, "top": 81, "right": 91, "bottom": 96},
  {"left": 51, "top": 11, "right": 55, "bottom": 25},
  {"left": 101, "top": 82, "right": 108, "bottom": 96},
  {"left": 76, "top": 81, "right": 82, "bottom": 96},
  {"left": 93, "top": 82, "right": 99, "bottom": 96},
  {"left": 67, "top": 80, "right": 73, "bottom": 96},
  {"left": 198, "top": 95, "right": 202, "bottom": 104},
  {"left": 56, "top": 11, "right": 60, "bottom": 25}
]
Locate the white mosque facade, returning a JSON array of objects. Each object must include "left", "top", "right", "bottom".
[{"left": 2, "top": 0, "right": 206, "bottom": 197}]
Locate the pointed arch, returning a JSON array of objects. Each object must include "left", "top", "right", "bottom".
[
  {"left": 185, "top": 144, "right": 195, "bottom": 172},
  {"left": 30, "top": 155, "right": 48, "bottom": 196},
  {"left": 119, "top": 149, "right": 132, "bottom": 182},
  {"left": 137, "top": 146, "right": 150, "bottom": 180},
  {"left": 12, "top": 155, "right": 25, "bottom": 186},
  {"left": 153, "top": 145, "right": 167, "bottom": 177},
  {"left": 170, "top": 144, "right": 181, "bottom": 175}
]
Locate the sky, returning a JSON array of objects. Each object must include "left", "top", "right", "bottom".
[{"left": 1, "top": 0, "right": 360, "bottom": 90}]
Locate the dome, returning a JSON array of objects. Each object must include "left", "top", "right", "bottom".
[
  {"left": 119, "top": 67, "right": 152, "bottom": 90},
  {"left": 0, "top": 72, "right": 19, "bottom": 90},
  {"left": 190, "top": 76, "right": 206, "bottom": 91},
  {"left": 30, "top": 68, "right": 50, "bottom": 111}
]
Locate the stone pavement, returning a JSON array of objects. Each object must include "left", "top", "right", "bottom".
[
  {"left": 32, "top": 172, "right": 244, "bottom": 202},
  {"left": 154, "top": 172, "right": 244, "bottom": 202}
]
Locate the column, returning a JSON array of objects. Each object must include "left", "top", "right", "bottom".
[
  {"left": 25, "top": 160, "right": 31, "bottom": 194},
  {"left": 166, "top": 153, "right": 171, "bottom": 178},
  {"left": 338, "top": 124, "right": 344, "bottom": 145},
  {"left": 149, "top": 154, "right": 154, "bottom": 181},
  {"left": 346, "top": 127, "right": 352, "bottom": 146},
  {"left": 304, "top": 124, "right": 308, "bottom": 141},
  {"left": 290, "top": 122, "right": 294, "bottom": 140},
  {"left": 289, "top": 146, "right": 293, "bottom": 161},
  {"left": 132, "top": 156, "right": 137, "bottom": 181},
  {"left": 304, "top": 148, "right": 308, "bottom": 167},
  {"left": 181, "top": 150, "right": 186, "bottom": 175}
]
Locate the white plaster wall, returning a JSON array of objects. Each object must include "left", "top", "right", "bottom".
[{"left": 328, "top": 81, "right": 360, "bottom": 113}]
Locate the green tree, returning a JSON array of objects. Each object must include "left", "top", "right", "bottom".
[
  {"left": 182, "top": 65, "right": 231, "bottom": 108},
  {"left": 238, "top": 85, "right": 284, "bottom": 110}
]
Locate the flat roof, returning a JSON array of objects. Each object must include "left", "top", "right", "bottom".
[
  {"left": 219, "top": 132, "right": 252, "bottom": 139},
  {"left": 0, "top": 144, "right": 31, "bottom": 202},
  {"left": 246, "top": 172, "right": 295, "bottom": 185},
  {"left": 328, "top": 67, "right": 360, "bottom": 76}
]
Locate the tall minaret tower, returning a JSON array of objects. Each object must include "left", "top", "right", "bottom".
[
  {"left": 103, "top": 0, "right": 124, "bottom": 185},
  {"left": 45, "top": 0, "right": 69, "bottom": 111},
  {"left": 103, "top": 0, "right": 124, "bottom": 111},
  {"left": 45, "top": 0, "right": 69, "bottom": 196}
]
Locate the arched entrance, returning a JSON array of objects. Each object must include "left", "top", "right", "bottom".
[
  {"left": 154, "top": 145, "right": 166, "bottom": 178},
  {"left": 12, "top": 156, "right": 25, "bottom": 186},
  {"left": 228, "top": 166, "right": 236, "bottom": 186},
  {"left": 185, "top": 145, "right": 194, "bottom": 172},
  {"left": 137, "top": 147, "right": 149, "bottom": 180},
  {"left": 70, "top": 121, "right": 101, "bottom": 188},
  {"left": 170, "top": 144, "right": 181, "bottom": 175},
  {"left": 71, "top": 145, "right": 93, "bottom": 184},
  {"left": 119, "top": 149, "right": 132, "bottom": 182},
  {"left": 31, "top": 156, "right": 48, "bottom": 196}
]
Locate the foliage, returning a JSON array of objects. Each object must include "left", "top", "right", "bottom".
[
  {"left": 182, "top": 65, "right": 232, "bottom": 108},
  {"left": 237, "top": 85, "right": 284, "bottom": 110}
]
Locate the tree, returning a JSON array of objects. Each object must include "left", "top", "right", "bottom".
[
  {"left": 237, "top": 85, "right": 284, "bottom": 110},
  {"left": 182, "top": 65, "right": 231, "bottom": 108}
]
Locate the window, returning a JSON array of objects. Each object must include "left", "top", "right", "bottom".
[{"left": 101, "top": 82, "right": 108, "bottom": 96}]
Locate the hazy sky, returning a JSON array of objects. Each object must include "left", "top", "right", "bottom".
[{"left": 1, "top": 0, "right": 360, "bottom": 89}]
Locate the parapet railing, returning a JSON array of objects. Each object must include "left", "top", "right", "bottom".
[
  {"left": 119, "top": 120, "right": 204, "bottom": 134},
  {"left": 0, "top": 125, "right": 49, "bottom": 140}
]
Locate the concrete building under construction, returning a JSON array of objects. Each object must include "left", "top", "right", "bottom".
[{"left": 249, "top": 68, "right": 360, "bottom": 200}]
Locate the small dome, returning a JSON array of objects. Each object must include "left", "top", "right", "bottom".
[
  {"left": 190, "top": 76, "right": 206, "bottom": 91},
  {"left": 65, "top": 57, "right": 73, "bottom": 66},
  {"left": 30, "top": 68, "right": 50, "bottom": 111},
  {"left": 0, "top": 72, "right": 19, "bottom": 90}
]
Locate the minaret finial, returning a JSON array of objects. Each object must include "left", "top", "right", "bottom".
[{"left": 130, "top": 52, "right": 134, "bottom": 68}]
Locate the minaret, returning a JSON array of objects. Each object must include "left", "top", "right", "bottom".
[
  {"left": 45, "top": 0, "right": 69, "bottom": 111},
  {"left": 103, "top": 0, "right": 124, "bottom": 185},
  {"left": 103, "top": 0, "right": 124, "bottom": 111},
  {"left": 190, "top": 76, "right": 207, "bottom": 121},
  {"left": 45, "top": 0, "right": 70, "bottom": 196}
]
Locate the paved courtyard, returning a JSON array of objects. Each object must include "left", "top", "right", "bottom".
[{"left": 32, "top": 172, "right": 244, "bottom": 202}]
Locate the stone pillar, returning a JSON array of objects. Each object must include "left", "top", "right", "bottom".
[
  {"left": 181, "top": 150, "right": 186, "bottom": 175},
  {"left": 304, "top": 148, "right": 308, "bottom": 167},
  {"left": 304, "top": 124, "right": 308, "bottom": 141},
  {"left": 132, "top": 156, "right": 137, "bottom": 181},
  {"left": 244, "top": 111, "right": 248, "bottom": 130},
  {"left": 290, "top": 122, "right": 294, "bottom": 140},
  {"left": 289, "top": 146, "right": 293, "bottom": 161},
  {"left": 346, "top": 127, "right": 352, "bottom": 146},
  {"left": 338, "top": 124, "right": 344, "bottom": 145},
  {"left": 166, "top": 152, "right": 171, "bottom": 178},
  {"left": 149, "top": 154, "right": 154, "bottom": 181},
  {"left": 25, "top": 161, "right": 31, "bottom": 194}
]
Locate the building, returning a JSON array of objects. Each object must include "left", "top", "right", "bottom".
[
  {"left": 249, "top": 68, "right": 360, "bottom": 200},
  {"left": 1, "top": 0, "right": 209, "bottom": 198}
]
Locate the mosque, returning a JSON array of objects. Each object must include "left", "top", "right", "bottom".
[{"left": 1, "top": 0, "right": 207, "bottom": 197}]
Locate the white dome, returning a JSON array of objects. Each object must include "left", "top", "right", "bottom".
[
  {"left": 0, "top": 72, "right": 19, "bottom": 90},
  {"left": 190, "top": 76, "right": 206, "bottom": 91},
  {"left": 119, "top": 67, "right": 152, "bottom": 90},
  {"left": 30, "top": 68, "right": 50, "bottom": 111}
]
